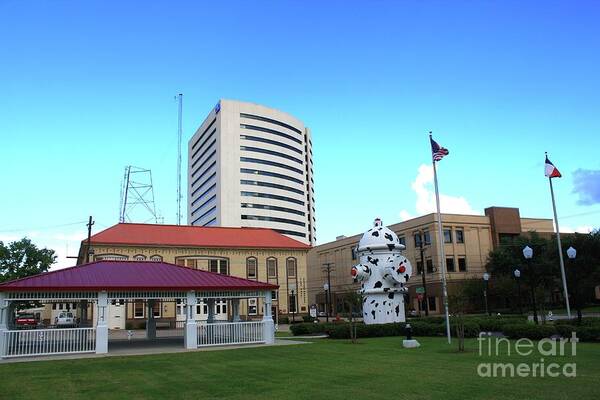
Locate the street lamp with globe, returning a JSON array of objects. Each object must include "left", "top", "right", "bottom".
[
  {"left": 566, "top": 246, "right": 581, "bottom": 322},
  {"left": 483, "top": 272, "right": 491, "bottom": 316},
  {"left": 514, "top": 269, "right": 522, "bottom": 314},
  {"left": 522, "top": 246, "right": 538, "bottom": 324}
]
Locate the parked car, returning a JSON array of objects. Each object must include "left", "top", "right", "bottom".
[
  {"left": 15, "top": 313, "right": 37, "bottom": 329},
  {"left": 55, "top": 311, "right": 77, "bottom": 327}
]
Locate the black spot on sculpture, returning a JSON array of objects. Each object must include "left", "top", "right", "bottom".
[
  {"left": 387, "top": 244, "right": 395, "bottom": 251},
  {"left": 384, "top": 233, "right": 393, "bottom": 241},
  {"left": 395, "top": 305, "right": 400, "bottom": 316},
  {"left": 371, "top": 230, "right": 379, "bottom": 237},
  {"left": 388, "top": 292, "right": 395, "bottom": 300},
  {"left": 367, "top": 256, "right": 379, "bottom": 266},
  {"left": 374, "top": 281, "right": 383, "bottom": 288},
  {"left": 371, "top": 310, "right": 376, "bottom": 319}
]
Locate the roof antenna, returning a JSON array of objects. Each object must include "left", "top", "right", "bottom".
[{"left": 176, "top": 93, "right": 183, "bottom": 225}]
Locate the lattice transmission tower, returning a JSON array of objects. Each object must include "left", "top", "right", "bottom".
[{"left": 119, "top": 166, "right": 160, "bottom": 224}]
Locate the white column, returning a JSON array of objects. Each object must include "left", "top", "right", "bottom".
[
  {"left": 232, "top": 299, "right": 241, "bottom": 322},
  {"left": 207, "top": 299, "right": 215, "bottom": 323},
  {"left": 184, "top": 291, "right": 197, "bottom": 349},
  {"left": 0, "top": 293, "right": 8, "bottom": 357},
  {"left": 96, "top": 291, "right": 108, "bottom": 354},
  {"left": 146, "top": 299, "right": 156, "bottom": 340},
  {"left": 262, "top": 291, "right": 275, "bottom": 344}
]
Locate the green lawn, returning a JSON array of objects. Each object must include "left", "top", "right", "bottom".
[{"left": 1, "top": 337, "right": 598, "bottom": 400}]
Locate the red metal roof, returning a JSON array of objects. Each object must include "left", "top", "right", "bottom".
[
  {"left": 0, "top": 261, "right": 278, "bottom": 292},
  {"left": 86, "top": 223, "right": 310, "bottom": 249}
]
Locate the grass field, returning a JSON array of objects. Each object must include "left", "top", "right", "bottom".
[{"left": 0, "top": 337, "right": 598, "bottom": 400}]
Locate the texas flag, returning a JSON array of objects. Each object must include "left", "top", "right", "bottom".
[{"left": 545, "top": 155, "right": 562, "bottom": 178}]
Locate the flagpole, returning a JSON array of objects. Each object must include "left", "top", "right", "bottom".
[
  {"left": 547, "top": 153, "right": 571, "bottom": 319},
  {"left": 430, "top": 132, "right": 452, "bottom": 344}
]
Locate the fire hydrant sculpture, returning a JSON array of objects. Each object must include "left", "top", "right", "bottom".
[{"left": 351, "top": 218, "right": 413, "bottom": 324}]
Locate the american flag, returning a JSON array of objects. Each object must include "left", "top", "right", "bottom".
[{"left": 430, "top": 136, "right": 449, "bottom": 162}]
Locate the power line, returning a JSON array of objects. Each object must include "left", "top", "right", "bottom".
[{"left": 0, "top": 220, "right": 88, "bottom": 233}]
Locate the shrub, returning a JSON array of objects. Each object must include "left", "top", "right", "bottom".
[
  {"left": 502, "top": 323, "right": 557, "bottom": 340},
  {"left": 326, "top": 322, "right": 406, "bottom": 339},
  {"left": 409, "top": 321, "right": 444, "bottom": 336},
  {"left": 458, "top": 321, "right": 482, "bottom": 338},
  {"left": 470, "top": 315, "right": 527, "bottom": 331},
  {"left": 289, "top": 322, "right": 337, "bottom": 336},
  {"left": 302, "top": 315, "right": 315, "bottom": 323},
  {"left": 555, "top": 318, "right": 600, "bottom": 327},
  {"left": 412, "top": 316, "right": 445, "bottom": 324},
  {"left": 278, "top": 316, "right": 289, "bottom": 324},
  {"left": 555, "top": 325, "right": 600, "bottom": 342}
]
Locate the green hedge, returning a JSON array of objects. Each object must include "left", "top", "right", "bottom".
[
  {"left": 554, "top": 318, "right": 600, "bottom": 327},
  {"left": 555, "top": 325, "right": 600, "bottom": 342},
  {"left": 292, "top": 319, "right": 483, "bottom": 340},
  {"left": 502, "top": 323, "right": 557, "bottom": 340},
  {"left": 289, "top": 322, "right": 338, "bottom": 336}
]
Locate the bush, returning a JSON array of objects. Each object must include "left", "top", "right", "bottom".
[
  {"left": 458, "top": 321, "right": 482, "bottom": 338},
  {"left": 469, "top": 315, "right": 527, "bottom": 331},
  {"left": 555, "top": 324, "right": 600, "bottom": 342},
  {"left": 412, "top": 316, "right": 445, "bottom": 324},
  {"left": 555, "top": 318, "right": 600, "bottom": 327},
  {"left": 409, "top": 321, "right": 444, "bottom": 336},
  {"left": 289, "top": 322, "right": 337, "bottom": 336},
  {"left": 326, "top": 323, "right": 406, "bottom": 339},
  {"left": 502, "top": 323, "right": 557, "bottom": 340},
  {"left": 278, "top": 316, "right": 289, "bottom": 324},
  {"left": 302, "top": 315, "right": 315, "bottom": 323}
]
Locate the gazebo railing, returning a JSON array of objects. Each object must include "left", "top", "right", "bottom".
[
  {"left": 197, "top": 321, "right": 265, "bottom": 347},
  {"left": 2, "top": 327, "right": 96, "bottom": 358}
]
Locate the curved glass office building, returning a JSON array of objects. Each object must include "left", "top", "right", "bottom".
[{"left": 188, "top": 99, "right": 315, "bottom": 245}]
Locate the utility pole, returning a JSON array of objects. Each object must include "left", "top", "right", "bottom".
[
  {"left": 323, "top": 262, "right": 334, "bottom": 322},
  {"left": 419, "top": 240, "right": 429, "bottom": 316},
  {"left": 85, "top": 216, "right": 94, "bottom": 264}
]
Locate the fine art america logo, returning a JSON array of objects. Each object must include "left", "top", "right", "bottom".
[{"left": 477, "top": 332, "right": 577, "bottom": 378}]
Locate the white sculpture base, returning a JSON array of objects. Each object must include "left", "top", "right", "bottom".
[
  {"left": 362, "top": 293, "right": 406, "bottom": 324},
  {"left": 403, "top": 339, "right": 420, "bottom": 348}
]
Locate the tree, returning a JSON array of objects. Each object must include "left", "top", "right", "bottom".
[
  {"left": 344, "top": 291, "right": 363, "bottom": 344},
  {"left": 562, "top": 230, "right": 600, "bottom": 324},
  {"left": 486, "top": 232, "right": 558, "bottom": 324},
  {"left": 448, "top": 284, "right": 470, "bottom": 352},
  {"left": 0, "top": 238, "right": 56, "bottom": 283}
]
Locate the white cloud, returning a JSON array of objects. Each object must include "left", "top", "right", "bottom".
[
  {"left": 561, "top": 225, "right": 594, "bottom": 234},
  {"left": 398, "top": 210, "right": 412, "bottom": 221},
  {"left": 409, "top": 164, "right": 479, "bottom": 216},
  {"left": 0, "top": 230, "right": 83, "bottom": 271}
]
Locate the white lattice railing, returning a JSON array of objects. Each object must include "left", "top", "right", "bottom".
[
  {"left": 197, "top": 321, "right": 264, "bottom": 347},
  {"left": 2, "top": 328, "right": 96, "bottom": 358}
]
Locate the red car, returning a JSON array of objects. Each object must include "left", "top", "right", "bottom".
[{"left": 15, "top": 314, "right": 37, "bottom": 329}]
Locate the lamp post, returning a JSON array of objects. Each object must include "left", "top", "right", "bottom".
[
  {"left": 291, "top": 289, "right": 296, "bottom": 323},
  {"left": 323, "top": 283, "right": 330, "bottom": 323},
  {"left": 523, "top": 245, "right": 538, "bottom": 324},
  {"left": 483, "top": 273, "right": 490, "bottom": 316},
  {"left": 419, "top": 240, "right": 429, "bottom": 316},
  {"left": 514, "top": 269, "right": 522, "bottom": 315},
  {"left": 567, "top": 246, "right": 580, "bottom": 323}
]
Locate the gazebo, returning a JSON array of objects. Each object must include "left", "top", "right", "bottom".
[{"left": 0, "top": 261, "right": 278, "bottom": 359}]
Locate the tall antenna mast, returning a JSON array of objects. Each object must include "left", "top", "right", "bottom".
[
  {"left": 177, "top": 93, "right": 183, "bottom": 225},
  {"left": 119, "top": 166, "right": 159, "bottom": 224}
]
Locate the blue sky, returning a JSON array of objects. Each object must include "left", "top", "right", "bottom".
[{"left": 1, "top": 1, "right": 599, "bottom": 268}]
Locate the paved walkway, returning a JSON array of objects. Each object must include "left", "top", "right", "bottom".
[{"left": 0, "top": 337, "right": 309, "bottom": 364}]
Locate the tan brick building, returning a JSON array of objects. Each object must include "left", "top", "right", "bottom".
[
  {"left": 77, "top": 223, "right": 310, "bottom": 327},
  {"left": 307, "top": 207, "right": 554, "bottom": 315}
]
